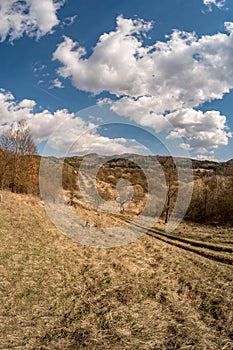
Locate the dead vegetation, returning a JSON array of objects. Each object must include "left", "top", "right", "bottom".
[{"left": 0, "top": 191, "right": 232, "bottom": 349}]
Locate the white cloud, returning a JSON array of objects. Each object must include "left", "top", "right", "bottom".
[
  {"left": 54, "top": 130, "right": 145, "bottom": 155},
  {"left": 37, "top": 79, "right": 44, "bottom": 85},
  {"left": 53, "top": 16, "right": 233, "bottom": 155},
  {"left": 203, "top": 0, "right": 226, "bottom": 11},
  {"left": 194, "top": 154, "right": 218, "bottom": 161},
  {"left": 49, "top": 78, "right": 64, "bottom": 89},
  {"left": 225, "top": 21, "right": 233, "bottom": 32},
  {"left": 53, "top": 16, "right": 153, "bottom": 96},
  {"left": 0, "top": 89, "right": 144, "bottom": 155},
  {"left": 62, "top": 15, "right": 77, "bottom": 27},
  {"left": 54, "top": 17, "right": 233, "bottom": 105},
  {"left": 165, "top": 109, "right": 231, "bottom": 153},
  {"left": 18, "top": 99, "right": 36, "bottom": 109},
  {"left": 111, "top": 100, "right": 231, "bottom": 154},
  {"left": 0, "top": 0, "right": 65, "bottom": 42}
]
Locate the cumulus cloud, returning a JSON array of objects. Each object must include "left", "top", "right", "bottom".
[
  {"left": 111, "top": 100, "right": 231, "bottom": 153},
  {"left": 0, "top": 0, "right": 65, "bottom": 42},
  {"left": 165, "top": 109, "right": 231, "bottom": 151},
  {"left": 0, "top": 89, "right": 144, "bottom": 155},
  {"left": 53, "top": 15, "right": 233, "bottom": 155},
  {"left": 54, "top": 16, "right": 233, "bottom": 104},
  {"left": 52, "top": 128, "right": 144, "bottom": 155},
  {"left": 53, "top": 16, "right": 153, "bottom": 96},
  {"left": 203, "top": 0, "right": 226, "bottom": 11}
]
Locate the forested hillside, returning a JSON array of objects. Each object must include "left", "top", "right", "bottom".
[{"left": 0, "top": 122, "right": 232, "bottom": 226}]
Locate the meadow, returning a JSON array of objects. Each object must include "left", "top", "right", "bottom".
[{"left": 0, "top": 191, "right": 232, "bottom": 349}]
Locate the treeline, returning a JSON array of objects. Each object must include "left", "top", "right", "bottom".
[
  {"left": 186, "top": 174, "right": 233, "bottom": 225},
  {"left": 160, "top": 157, "right": 233, "bottom": 226}
]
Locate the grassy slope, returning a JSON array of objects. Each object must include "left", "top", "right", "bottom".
[{"left": 0, "top": 191, "right": 232, "bottom": 349}]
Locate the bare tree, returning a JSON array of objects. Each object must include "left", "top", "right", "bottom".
[
  {"left": 0, "top": 120, "right": 37, "bottom": 155},
  {"left": 0, "top": 120, "right": 37, "bottom": 192},
  {"left": 164, "top": 174, "right": 178, "bottom": 224},
  {"left": 116, "top": 180, "right": 134, "bottom": 214},
  {"left": 163, "top": 157, "right": 178, "bottom": 224}
]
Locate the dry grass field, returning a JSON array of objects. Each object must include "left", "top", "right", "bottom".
[{"left": 0, "top": 190, "right": 233, "bottom": 349}]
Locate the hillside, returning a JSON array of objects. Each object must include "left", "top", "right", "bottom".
[
  {"left": 63, "top": 153, "right": 233, "bottom": 226},
  {"left": 0, "top": 191, "right": 232, "bottom": 349},
  {"left": 64, "top": 153, "right": 232, "bottom": 174},
  {"left": 1, "top": 151, "right": 233, "bottom": 225}
]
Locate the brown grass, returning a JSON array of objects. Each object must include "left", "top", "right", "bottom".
[{"left": 0, "top": 191, "right": 232, "bottom": 349}]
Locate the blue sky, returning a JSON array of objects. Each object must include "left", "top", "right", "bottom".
[{"left": 0, "top": 0, "right": 233, "bottom": 161}]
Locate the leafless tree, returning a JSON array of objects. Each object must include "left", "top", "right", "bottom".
[
  {"left": 0, "top": 120, "right": 37, "bottom": 155},
  {"left": 0, "top": 120, "right": 37, "bottom": 192},
  {"left": 163, "top": 157, "right": 178, "bottom": 224}
]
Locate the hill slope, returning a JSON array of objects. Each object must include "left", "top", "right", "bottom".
[{"left": 0, "top": 191, "right": 233, "bottom": 349}]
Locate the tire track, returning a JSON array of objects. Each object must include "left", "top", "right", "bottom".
[{"left": 117, "top": 215, "right": 233, "bottom": 266}]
